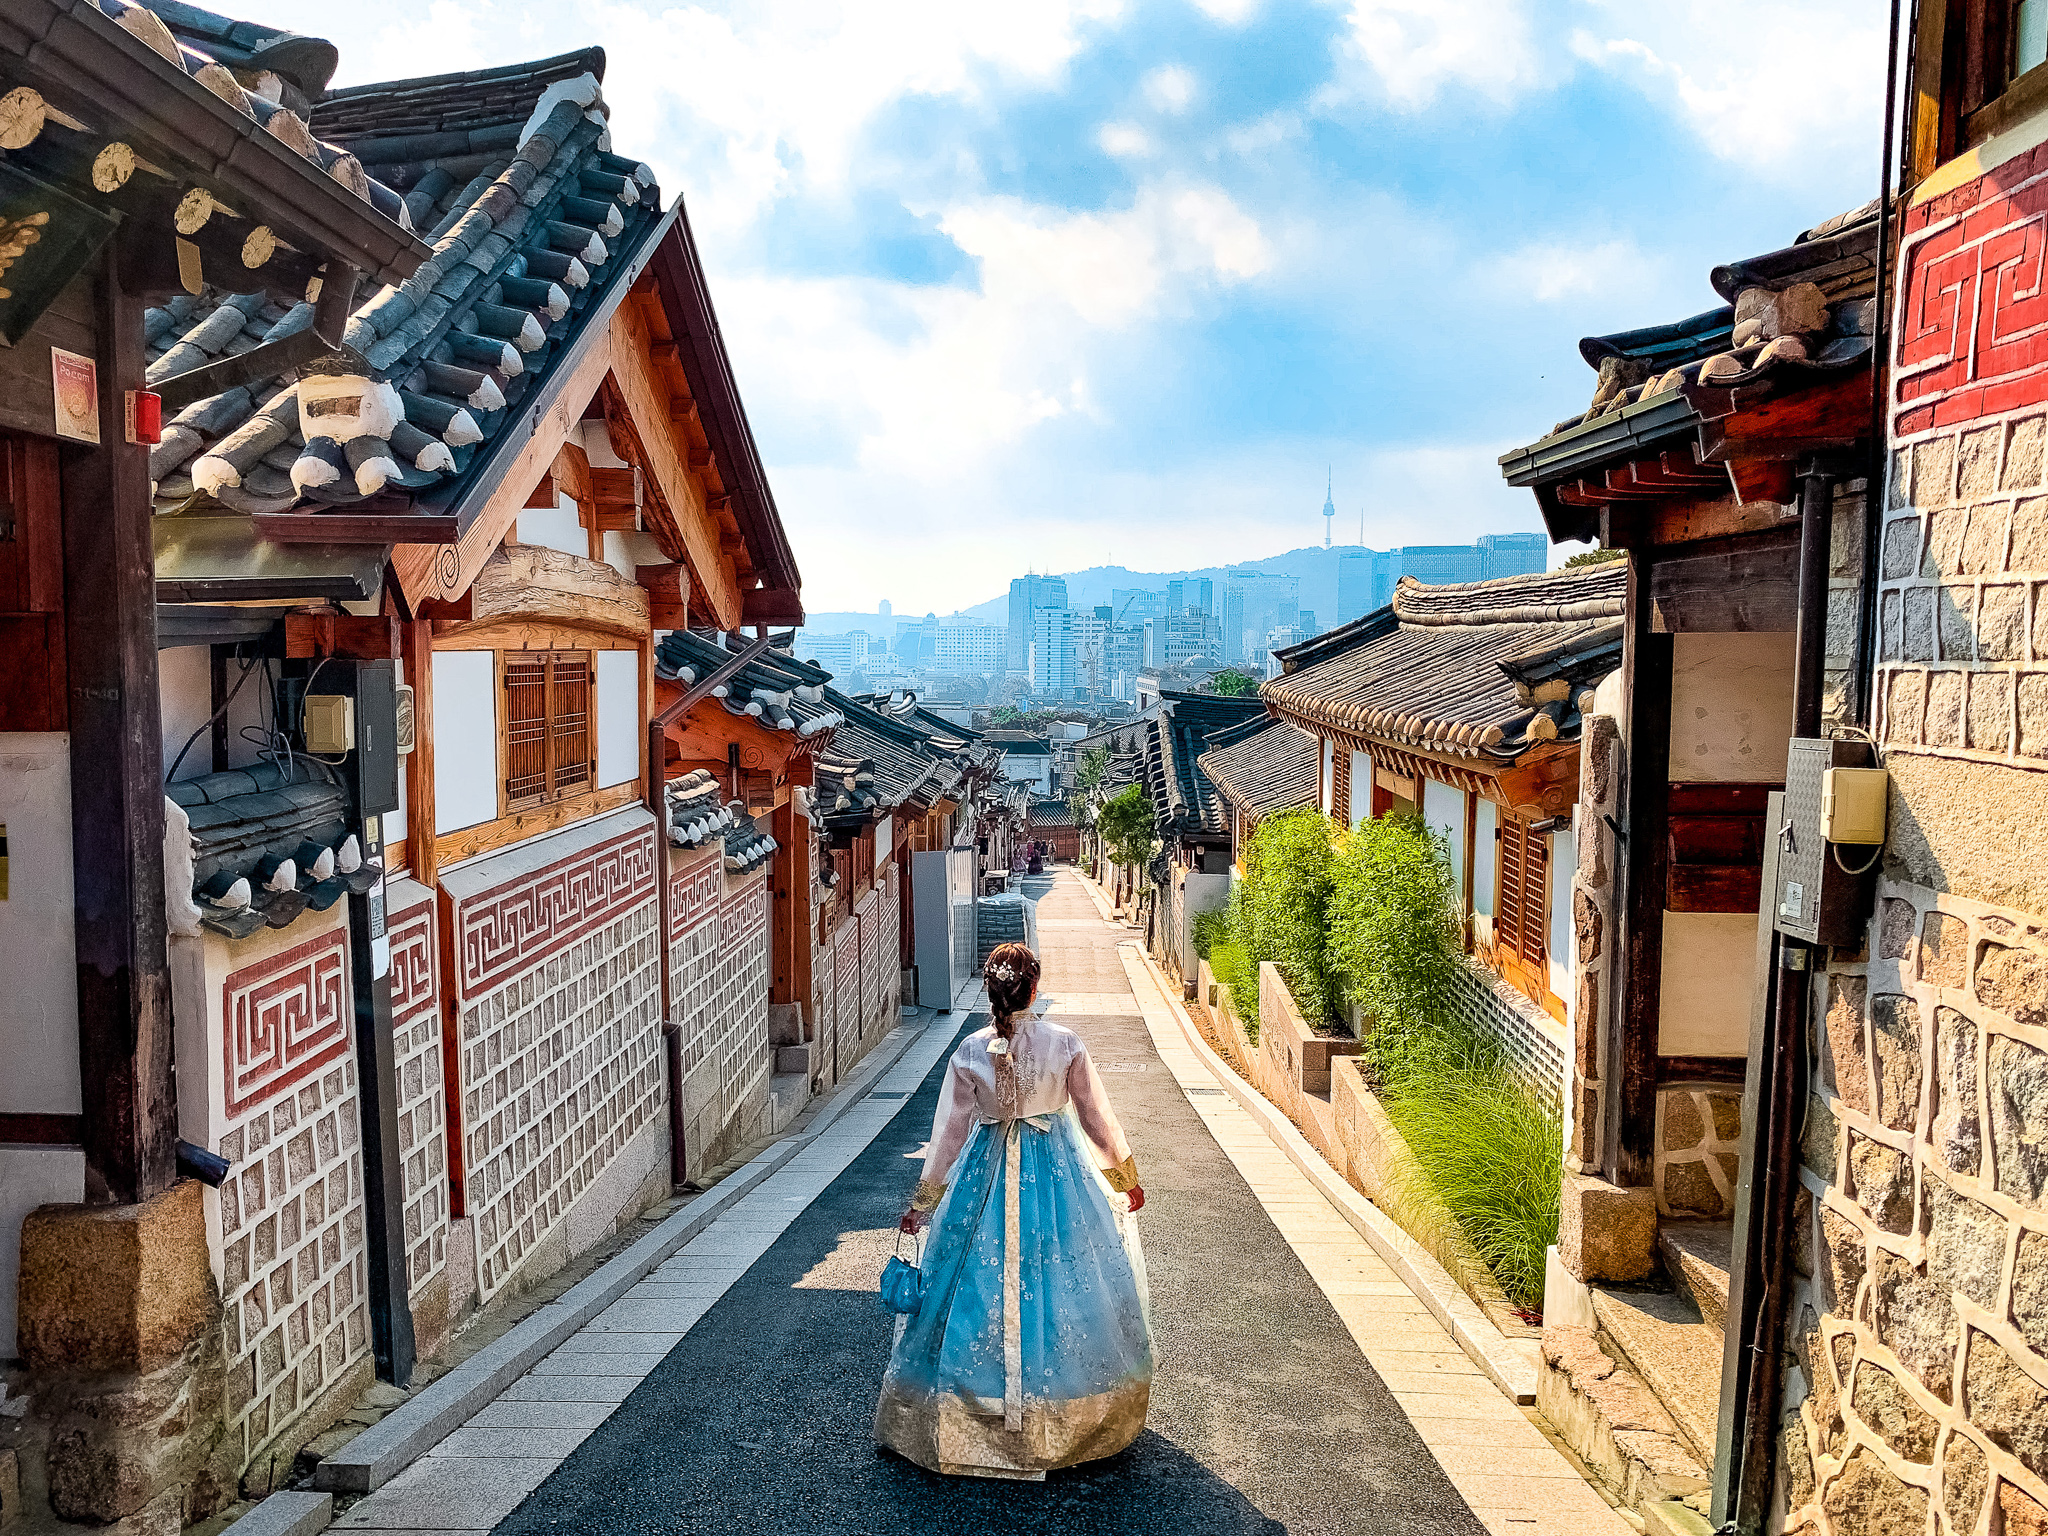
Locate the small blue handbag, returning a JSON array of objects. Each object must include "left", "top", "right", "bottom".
[{"left": 879, "top": 1233, "right": 928, "bottom": 1316}]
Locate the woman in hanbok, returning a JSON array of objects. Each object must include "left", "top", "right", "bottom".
[{"left": 874, "top": 942, "right": 1152, "bottom": 1480}]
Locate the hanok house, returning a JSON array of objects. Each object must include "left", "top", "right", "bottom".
[
  {"left": 1137, "top": 689, "right": 1267, "bottom": 983},
  {"left": 1022, "top": 797, "right": 1079, "bottom": 864},
  {"left": 1497, "top": 204, "right": 1884, "bottom": 1527},
  {"left": 1194, "top": 718, "right": 1318, "bottom": 869},
  {"left": 0, "top": 23, "right": 812, "bottom": 1524},
  {"left": 822, "top": 692, "right": 1007, "bottom": 1010},
  {"left": 1260, "top": 566, "right": 1626, "bottom": 1099}
]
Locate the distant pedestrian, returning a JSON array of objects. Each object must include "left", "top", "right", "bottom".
[
  {"left": 876, "top": 942, "right": 1151, "bottom": 1480},
  {"left": 1028, "top": 840, "right": 1044, "bottom": 875}
]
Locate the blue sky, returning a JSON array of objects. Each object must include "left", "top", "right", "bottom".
[{"left": 267, "top": 0, "right": 1886, "bottom": 613}]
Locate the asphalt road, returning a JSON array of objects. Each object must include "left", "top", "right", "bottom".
[{"left": 490, "top": 880, "right": 1486, "bottom": 1536}]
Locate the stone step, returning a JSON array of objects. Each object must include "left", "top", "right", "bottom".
[
  {"left": 1538, "top": 1325, "right": 1711, "bottom": 1515},
  {"left": 1591, "top": 1283, "right": 1723, "bottom": 1465},
  {"left": 1656, "top": 1220, "right": 1732, "bottom": 1341}
]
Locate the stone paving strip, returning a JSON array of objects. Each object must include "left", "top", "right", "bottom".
[
  {"left": 1115, "top": 939, "right": 1632, "bottom": 1536},
  {"left": 320, "top": 1011, "right": 969, "bottom": 1536}
]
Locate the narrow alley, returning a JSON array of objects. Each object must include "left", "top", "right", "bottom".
[{"left": 319, "top": 872, "right": 1625, "bottom": 1536}]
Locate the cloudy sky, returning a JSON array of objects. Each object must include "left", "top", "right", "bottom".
[{"left": 274, "top": 0, "right": 1887, "bottom": 613}]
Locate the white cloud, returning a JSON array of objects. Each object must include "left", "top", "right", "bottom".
[
  {"left": 1142, "top": 64, "right": 1198, "bottom": 113},
  {"left": 1098, "top": 121, "right": 1157, "bottom": 158},
  {"left": 1570, "top": 2, "right": 1885, "bottom": 185},
  {"left": 1480, "top": 238, "right": 1658, "bottom": 303},
  {"left": 1190, "top": 0, "right": 1260, "bottom": 23},
  {"left": 1329, "top": 0, "right": 1541, "bottom": 110},
  {"left": 717, "top": 182, "right": 1270, "bottom": 491}
]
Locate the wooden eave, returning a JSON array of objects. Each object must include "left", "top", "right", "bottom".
[
  {"left": 1269, "top": 701, "right": 1582, "bottom": 819},
  {"left": 0, "top": 0, "right": 428, "bottom": 286},
  {"left": 641, "top": 203, "right": 802, "bottom": 619}
]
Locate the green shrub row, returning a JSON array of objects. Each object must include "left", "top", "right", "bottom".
[{"left": 1198, "top": 806, "right": 1561, "bottom": 1311}]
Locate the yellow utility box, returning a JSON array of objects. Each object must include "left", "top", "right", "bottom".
[
  {"left": 1820, "top": 767, "right": 1888, "bottom": 845},
  {"left": 304, "top": 694, "right": 355, "bottom": 754}
]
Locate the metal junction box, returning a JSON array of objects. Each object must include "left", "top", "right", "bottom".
[{"left": 1773, "top": 736, "right": 1880, "bottom": 946}]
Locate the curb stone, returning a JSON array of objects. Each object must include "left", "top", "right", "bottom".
[
  {"left": 304, "top": 1009, "right": 944, "bottom": 1501},
  {"left": 1117, "top": 938, "right": 1543, "bottom": 1406}
]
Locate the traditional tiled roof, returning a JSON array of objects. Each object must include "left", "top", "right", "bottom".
[
  {"left": 655, "top": 630, "right": 844, "bottom": 739},
  {"left": 1263, "top": 565, "right": 1626, "bottom": 761},
  {"left": 1198, "top": 722, "right": 1319, "bottom": 823},
  {"left": 1499, "top": 205, "right": 1879, "bottom": 544},
  {"left": 148, "top": 48, "right": 662, "bottom": 522},
  {"left": 665, "top": 769, "right": 742, "bottom": 848},
  {"left": 168, "top": 760, "right": 380, "bottom": 937},
  {"left": 722, "top": 813, "right": 777, "bottom": 873},
  {"left": 1025, "top": 798, "right": 1077, "bottom": 829},
  {"left": 1143, "top": 690, "right": 1268, "bottom": 842}
]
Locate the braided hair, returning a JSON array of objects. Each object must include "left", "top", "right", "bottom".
[{"left": 984, "top": 942, "right": 1041, "bottom": 1044}]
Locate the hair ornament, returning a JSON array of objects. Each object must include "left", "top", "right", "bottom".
[
  {"left": 987, "top": 1036, "right": 1011, "bottom": 1057},
  {"left": 987, "top": 962, "right": 1020, "bottom": 982}
]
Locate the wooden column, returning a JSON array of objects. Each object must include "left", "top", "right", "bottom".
[
  {"left": 63, "top": 227, "right": 174, "bottom": 1207},
  {"left": 1605, "top": 550, "right": 1673, "bottom": 1189},
  {"left": 403, "top": 619, "right": 437, "bottom": 887}
]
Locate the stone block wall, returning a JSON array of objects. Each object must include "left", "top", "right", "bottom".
[
  {"left": 384, "top": 880, "right": 453, "bottom": 1354},
  {"left": 1780, "top": 163, "right": 2048, "bottom": 1534},
  {"left": 174, "top": 911, "right": 374, "bottom": 1486},
  {"left": 1653, "top": 1086, "right": 1742, "bottom": 1220},
  {"left": 667, "top": 844, "right": 773, "bottom": 1177},
  {"left": 443, "top": 810, "right": 666, "bottom": 1304},
  {"left": 1566, "top": 714, "right": 1619, "bottom": 1171}
]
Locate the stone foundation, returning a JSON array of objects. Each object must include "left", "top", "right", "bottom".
[{"left": 1558, "top": 1170, "right": 1657, "bottom": 1284}]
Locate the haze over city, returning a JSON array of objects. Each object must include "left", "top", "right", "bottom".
[{"left": 233, "top": 0, "right": 1883, "bottom": 612}]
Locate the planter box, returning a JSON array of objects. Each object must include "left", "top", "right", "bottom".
[
  {"left": 1251, "top": 963, "right": 1358, "bottom": 1176},
  {"left": 1331, "top": 1056, "right": 1531, "bottom": 1339}
]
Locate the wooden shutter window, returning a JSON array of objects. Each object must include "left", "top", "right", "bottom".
[
  {"left": 1332, "top": 748, "right": 1352, "bottom": 827},
  {"left": 1495, "top": 813, "right": 1549, "bottom": 1000},
  {"left": 549, "top": 654, "right": 592, "bottom": 796},
  {"left": 504, "top": 656, "right": 549, "bottom": 808},
  {"left": 502, "top": 651, "right": 593, "bottom": 811}
]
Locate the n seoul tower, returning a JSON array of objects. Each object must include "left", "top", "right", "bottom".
[{"left": 1322, "top": 468, "right": 1336, "bottom": 547}]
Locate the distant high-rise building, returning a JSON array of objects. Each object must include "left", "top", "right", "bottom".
[
  {"left": 929, "top": 621, "right": 1004, "bottom": 675},
  {"left": 1029, "top": 607, "right": 1079, "bottom": 697},
  {"left": 1167, "top": 577, "right": 1213, "bottom": 616},
  {"left": 1222, "top": 570, "right": 1299, "bottom": 665},
  {"left": 1478, "top": 532, "right": 1548, "bottom": 578},
  {"left": 1337, "top": 552, "right": 1372, "bottom": 625},
  {"left": 1007, "top": 574, "right": 1069, "bottom": 671}
]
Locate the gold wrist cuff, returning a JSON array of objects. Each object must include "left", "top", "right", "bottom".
[
  {"left": 1103, "top": 1155, "right": 1140, "bottom": 1194},
  {"left": 910, "top": 1179, "right": 948, "bottom": 1213}
]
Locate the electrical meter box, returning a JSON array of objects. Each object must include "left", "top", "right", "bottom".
[
  {"left": 1774, "top": 737, "right": 1881, "bottom": 946},
  {"left": 304, "top": 694, "right": 354, "bottom": 754}
]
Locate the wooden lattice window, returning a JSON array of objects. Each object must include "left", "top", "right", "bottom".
[
  {"left": 1331, "top": 747, "right": 1352, "bottom": 828},
  {"left": 1495, "top": 812, "right": 1549, "bottom": 1000},
  {"left": 502, "top": 650, "right": 593, "bottom": 811}
]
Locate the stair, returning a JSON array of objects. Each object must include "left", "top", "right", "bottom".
[
  {"left": 1657, "top": 1220, "right": 1732, "bottom": 1340},
  {"left": 1539, "top": 1325, "right": 1711, "bottom": 1513},
  {"left": 1592, "top": 1284, "right": 1723, "bottom": 1465}
]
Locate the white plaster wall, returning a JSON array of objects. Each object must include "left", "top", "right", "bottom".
[
  {"left": 159, "top": 645, "right": 272, "bottom": 782},
  {"left": 1422, "top": 778, "right": 1467, "bottom": 900},
  {"left": 875, "top": 815, "right": 894, "bottom": 865},
  {"left": 516, "top": 493, "right": 585, "bottom": 559},
  {"left": 1473, "top": 797, "right": 1498, "bottom": 920},
  {"left": 595, "top": 649, "right": 640, "bottom": 788},
  {"left": 1320, "top": 738, "right": 1334, "bottom": 814},
  {"left": 0, "top": 1146, "right": 84, "bottom": 1356},
  {"left": 433, "top": 651, "right": 499, "bottom": 833},
  {"left": 1348, "top": 750, "right": 1370, "bottom": 825},
  {"left": 1548, "top": 820, "right": 1578, "bottom": 1020},
  {"left": 603, "top": 529, "right": 664, "bottom": 586},
  {"left": 1657, "top": 910, "right": 1758, "bottom": 1055},
  {"left": 0, "top": 734, "right": 79, "bottom": 1115},
  {"left": 1670, "top": 631, "right": 1795, "bottom": 783}
]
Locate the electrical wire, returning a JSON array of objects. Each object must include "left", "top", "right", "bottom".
[{"left": 165, "top": 646, "right": 260, "bottom": 785}]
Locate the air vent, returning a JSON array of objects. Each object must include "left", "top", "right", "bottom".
[{"left": 394, "top": 683, "right": 415, "bottom": 755}]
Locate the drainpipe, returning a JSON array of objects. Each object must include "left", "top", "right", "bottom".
[
  {"left": 1726, "top": 458, "right": 1835, "bottom": 1531},
  {"left": 1854, "top": 0, "right": 1906, "bottom": 729}
]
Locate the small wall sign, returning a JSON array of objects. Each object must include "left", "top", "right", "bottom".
[{"left": 50, "top": 347, "right": 97, "bottom": 443}]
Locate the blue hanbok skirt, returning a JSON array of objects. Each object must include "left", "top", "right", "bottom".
[{"left": 874, "top": 1109, "right": 1152, "bottom": 1479}]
